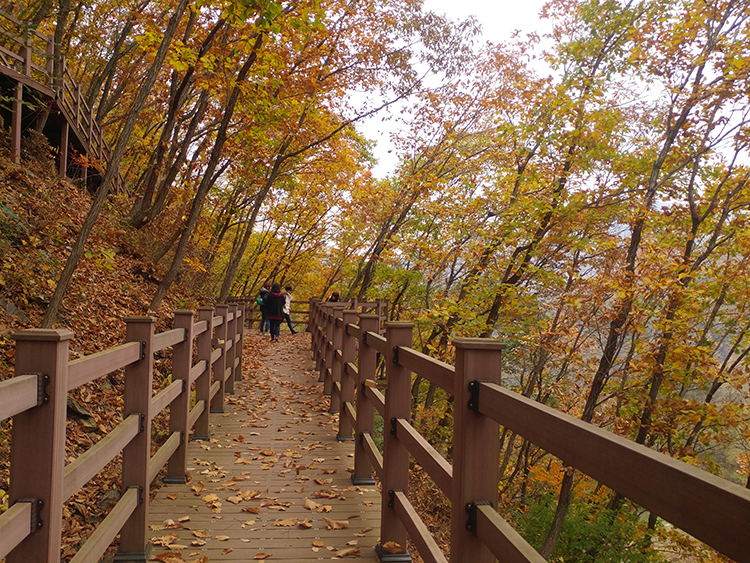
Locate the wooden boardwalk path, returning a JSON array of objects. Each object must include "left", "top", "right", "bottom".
[{"left": 148, "top": 331, "right": 382, "bottom": 562}]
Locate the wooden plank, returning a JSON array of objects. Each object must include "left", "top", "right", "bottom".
[
  {"left": 211, "top": 348, "right": 222, "bottom": 365},
  {"left": 210, "top": 381, "right": 220, "bottom": 401},
  {"left": 395, "top": 419, "right": 452, "bottom": 497},
  {"left": 397, "top": 347, "right": 454, "bottom": 393},
  {"left": 344, "top": 361, "right": 358, "bottom": 377},
  {"left": 149, "top": 432, "right": 181, "bottom": 484},
  {"left": 0, "top": 502, "right": 31, "bottom": 560},
  {"left": 190, "top": 360, "right": 207, "bottom": 385},
  {"left": 346, "top": 323, "right": 361, "bottom": 340},
  {"left": 154, "top": 328, "right": 185, "bottom": 352},
  {"left": 67, "top": 342, "right": 140, "bottom": 391},
  {"left": 0, "top": 374, "right": 38, "bottom": 421},
  {"left": 363, "top": 432, "right": 383, "bottom": 478},
  {"left": 364, "top": 331, "right": 387, "bottom": 355},
  {"left": 343, "top": 402, "right": 357, "bottom": 428},
  {"left": 194, "top": 320, "right": 209, "bottom": 336},
  {"left": 151, "top": 380, "right": 182, "bottom": 416},
  {"left": 478, "top": 382, "right": 750, "bottom": 563},
  {"left": 68, "top": 487, "right": 138, "bottom": 563},
  {"left": 213, "top": 315, "right": 224, "bottom": 328},
  {"left": 393, "top": 490, "right": 448, "bottom": 563},
  {"left": 63, "top": 414, "right": 139, "bottom": 501},
  {"left": 476, "top": 504, "right": 545, "bottom": 563},
  {"left": 188, "top": 400, "right": 205, "bottom": 430},
  {"left": 369, "top": 387, "right": 385, "bottom": 417}
]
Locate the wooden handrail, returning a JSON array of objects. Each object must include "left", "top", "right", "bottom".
[
  {"left": 4, "top": 302, "right": 246, "bottom": 563},
  {"left": 308, "top": 298, "right": 750, "bottom": 563}
]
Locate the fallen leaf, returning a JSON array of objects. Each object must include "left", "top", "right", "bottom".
[
  {"left": 303, "top": 498, "right": 320, "bottom": 511},
  {"left": 382, "top": 541, "right": 407, "bottom": 554},
  {"left": 324, "top": 518, "right": 349, "bottom": 530},
  {"left": 166, "top": 494, "right": 178, "bottom": 500},
  {"left": 192, "top": 530, "right": 212, "bottom": 538},
  {"left": 312, "top": 540, "right": 325, "bottom": 547},
  {"left": 215, "top": 535, "right": 230, "bottom": 541},
  {"left": 274, "top": 517, "right": 298, "bottom": 527},
  {"left": 222, "top": 547, "right": 234, "bottom": 555},
  {"left": 336, "top": 547, "right": 361, "bottom": 558},
  {"left": 298, "top": 519, "right": 313, "bottom": 528},
  {"left": 254, "top": 553, "right": 272, "bottom": 560}
]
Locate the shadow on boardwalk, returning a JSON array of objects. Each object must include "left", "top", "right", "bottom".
[{"left": 148, "top": 330, "right": 381, "bottom": 562}]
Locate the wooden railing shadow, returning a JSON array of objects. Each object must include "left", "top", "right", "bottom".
[
  {"left": 0, "top": 10, "right": 122, "bottom": 191},
  {"left": 309, "top": 299, "right": 750, "bottom": 563},
  {"left": 0, "top": 303, "right": 245, "bottom": 563}
]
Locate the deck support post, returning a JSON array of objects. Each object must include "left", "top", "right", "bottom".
[
  {"left": 117, "top": 316, "right": 155, "bottom": 562},
  {"left": 193, "top": 307, "right": 214, "bottom": 439},
  {"left": 234, "top": 303, "right": 245, "bottom": 382},
  {"left": 329, "top": 307, "right": 345, "bottom": 413},
  {"left": 376, "top": 322, "right": 414, "bottom": 562},
  {"left": 211, "top": 305, "right": 229, "bottom": 410},
  {"left": 352, "top": 314, "right": 380, "bottom": 485},
  {"left": 450, "top": 338, "right": 505, "bottom": 563},
  {"left": 8, "top": 329, "right": 72, "bottom": 563},
  {"left": 165, "top": 310, "right": 194, "bottom": 484},
  {"left": 224, "top": 304, "right": 236, "bottom": 394},
  {"left": 337, "top": 309, "right": 358, "bottom": 440}
]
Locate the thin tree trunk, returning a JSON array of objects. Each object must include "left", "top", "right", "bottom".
[{"left": 41, "top": 0, "right": 190, "bottom": 328}]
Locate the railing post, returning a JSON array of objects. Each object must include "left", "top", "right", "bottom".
[
  {"left": 323, "top": 306, "right": 335, "bottom": 389},
  {"left": 329, "top": 307, "right": 345, "bottom": 414},
  {"left": 10, "top": 81, "right": 22, "bottom": 165},
  {"left": 352, "top": 314, "right": 379, "bottom": 485},
  {"left": 307, "top": 297, "right": 318, "bottom": 334},
  {"left": 450, "top": 338, "right": 505, "bottom": 563},
  {"left": 376, "top": 322, "right": 414, "bottom": 562},
  {"left": 337, "top": 309, "right": 358, "bottom": 441},
  {"left": 8, "top": 329, "right": 73, "bottom": 563},
  {"left": 117, "top": 316, "right": 155, "bottom": 561},
  {"left": 166, "top": 310, "right": 194, "bottom": 484},
  {"left": 194, "top": 307, "right": 213, "bottom": 439},
  {"left": 224, "top": 304, "right": 236, "bottom": 394},
  {"left": 234, "top": 303, "right": 245, "bottom": 382},
  {"left": 210, "top": 305, "right": 229, "bottom": 411}
]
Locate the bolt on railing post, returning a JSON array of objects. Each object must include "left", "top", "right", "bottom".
[
  {"left": 165, "top": 310, "right": 194, "bottom": 484},
  {"left": 118, "top": 316, "right": 155, "bottom": 561},
  {"left": 234, "top": 303, "right": 245, "bottom": 382},
  {"left": 224, "top": 304, "right": 236, "bottom": 393},
  {"left": 194, "top": 307, "right": 214, "bottom": 440},
  {"left": 329, "top": 307, "right": 346, "bottom": 414},
  {"left": 352, "top": 314, "right": 379, "bottom": 485},
  {"left": 211, "top": 305, "right": 229, "bottom": 411},
  {"left": 376, "top": 322, "right": 414, "bottom": 562},
  {"left": 337, "top": 309, "right": 358, "bottom": 441},
  {"left": 450, "top": 338, "right": 505, "bottom": 563},
  {"left": 8, "top": 329, "right": 73, "bottom": 563}
]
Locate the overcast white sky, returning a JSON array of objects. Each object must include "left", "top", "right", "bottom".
[{"left": 360, "top": 0, "right": 551, "bottom": 177}]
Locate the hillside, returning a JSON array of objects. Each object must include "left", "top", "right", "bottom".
[{"left": 0, "top": 130, "right": 223, "bottom": 559}]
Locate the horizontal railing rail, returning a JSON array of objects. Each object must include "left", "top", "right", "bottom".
[
  {"left": 2, "top": 302, "right": 245, "bottom": 563},
  {"left": 308, "top": 298, "right": 750, "bottom": 563}
]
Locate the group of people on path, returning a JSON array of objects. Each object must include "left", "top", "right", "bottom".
[{"left": 258, "top": 283, "right": 297, "bottom": 342}]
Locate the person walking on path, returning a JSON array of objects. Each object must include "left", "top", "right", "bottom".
[
  {"left": 264, "top": 283, "right": 286, "bottom": 342},
  {"left": 283, "top": 286, "right": 297, "bottom": 334},
  {"left": 258, "top": 283, "right": 270, "bottom": 333}
]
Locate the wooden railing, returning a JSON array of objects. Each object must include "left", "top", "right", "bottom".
[
  {"left": 0, "top": 10, "right": 118, "bottom": 186},
  {"left": 309, "top": 299, "right": 750, "bottom": 563},
  {"left": 0, "top": 303, "right": 245, "bottom": 563}
]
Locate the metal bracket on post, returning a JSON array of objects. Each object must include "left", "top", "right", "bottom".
[
  {"left": 467, "top": 380, "right": 480, "bottom": 412},
  {"left": 465, "top": 500, "right": 491, "bottom": 533},
  {"left": 30, "top": 372, "right": 49, "bottom": 406},
  {"left": 138, "top": 412, "right": 145, "bottom": 433},
  {"left": 139, "top": 340, "right": 146, "bottom": 360},
  {"left": 358, "top": 432, "right": 364, "bottom": 446},
  {"left": 392, "top": 346, "right": 400, "bottom": 364},
  {"left": 390, "top": 417, "right": 398, "bottom": 436},
  {"left": 17, "top": 498, "right": 43, "bottom": 531},
  {"left": 388, "top": 489, "right": 395, "bottom": 508},
  {"left": 362, "top": 331, "right": 368, "bottom": 345}
]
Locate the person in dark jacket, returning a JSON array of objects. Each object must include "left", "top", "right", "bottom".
[
  {"left": 258, "top": 283, "right": 271, "bottom": 333},
  {"left": 264, "top": 283, "right": 285, "bottom": 342}
]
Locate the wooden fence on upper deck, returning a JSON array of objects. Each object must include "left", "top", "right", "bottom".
[
  {"left": 308, "top": 299, "right": 750, "bottom": 563},
  {"left": 0, "top": 303, "right": 245, "bottom": 563},
  {"left": 0, "top": 10, "right": 121, "bottom": 190}
]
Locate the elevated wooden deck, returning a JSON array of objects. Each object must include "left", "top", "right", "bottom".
[{"left": 148, "top": 332, "right": 381, "bottom": 561}]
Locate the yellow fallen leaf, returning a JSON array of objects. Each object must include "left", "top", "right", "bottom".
[
  {"left": 222, "top": 547, "right": 233, "bottom": 555},
  {"left": 254, "top": 553, "right": 272, "bottom": 560},
  {"left": 192, "top": 530, "right": 212, "bottom": 538},
  {"left": 191, "top": 539, "right": 207, "bottom": 546},
  {"left": 215, "top": 535, "right": 230, "bottom": 541},
  {"left": 336, "top": 547, "right": 361, "bottom": 558},
  {"left": 382, "top": 541, "right": 407, "bottom": 554},
  {"left": 303, "top": 498, "right": 320, "bottom": 510},
  {"left": 166, "top": 493, "right": 178, "bottom": 500},
  {"left": 298, "top": 518, "right": 313, "bottom": 528},
  {"left": 227, "top": 496, "right": 242, "bottom": 504},
  {"left": 274, "top": 518, "right": 298, "bottom": 527}
]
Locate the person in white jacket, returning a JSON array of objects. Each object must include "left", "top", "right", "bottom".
[{"left": 283, "top": 286, "right": 297, "bottom": 334}]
